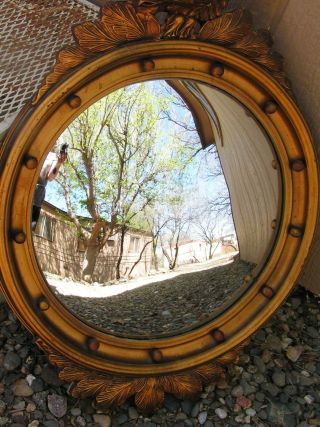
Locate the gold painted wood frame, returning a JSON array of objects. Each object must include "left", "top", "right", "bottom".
[{"left": 0, "top": 0, "right": 318, "bottom": 412}]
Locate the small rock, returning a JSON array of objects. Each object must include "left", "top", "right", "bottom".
[
  {"left": 28, "top": 421, "right": 40, "bottom": 427},
  {"left": 0, "top": 401, "right": 6, "bottom": 416},
  {"left": 26, "top": 402, "right": 36, "bottom": 412},
  {"left": 47, "top": 394, "right": 67, "bottom": 418},
  {"left": 286, "top": 346, "right": 303, "bottom": 362},
  {"left": 281, "top": 337, "right": 293, "bottom": 350},
  {"left": 263, "top": 382, "right": 280, "bottom": 397},
  {"left": 265, "top": 335, "right": 282, "bottom": 351},
  {"left": 231, "top": 385, "right": 243, "bottom": 398},
  {"left": 3, "top": 352, "right": 21, "bottom": 371},
  {"left": 11, "top": 379, "right": 34, "bottom": 397},
  {"left": 254, "top": 356, "right": 266, "bottom": 373},
  {"left": 26, "top": 374, "right": 35, "bottom": 386},
  {"left": 304, "top": 395, "right": 315, "bottom": 404},
  {"left": 240, "top": 380, "right": 255, "bottom": 395},
  {"left": 128, "top": 406, "right": 138, "bottom": 420},
  {"left": 215, "top": 408, "right": 227, "bottom": 420},
  {"left": 41, "top": 366, "right": 61, "bottom": 386},
  {"left": 236, "top": 396, "right": 252, "bottom": 409},
  {"left": 235, "top": 414, "right": 245, "bottom": 423},
  {"left": 71, "top": 408, "right": 82, "bottom": 416},
  {"left": 246, "top": 408, "right": 256, "bottom": 417},
  {"left": 13, "top": 401, "right": 25, "bottom": 411},
  {"left": 75, "top": 416, "right": 86, "bottom": 427},
  {"left": 272, "top": 371, "right": 286, "bottom": 387},
  {"left": 198, "top": 411, "right": 208, "bottom": 424},
  {"left": 116, "top": 414, "right": 128, "bottom": 425},
  {"left": 255, "top": 392, "right": 265, "bottom": 402},
  {"left": 191, "top": 402, "right": 200, "bottom": 417},
  {"left": 203, "top": 421, "right": 214, "bottom": 427},
  {"left": 92, "top": 414, "right": 111, "bottom": 427},
  {"left": 261, "top": 349, "right": 272, "bottom": 364}
]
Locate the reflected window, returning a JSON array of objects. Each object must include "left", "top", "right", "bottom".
[
  {"left": 107, "top": 238, "right": 115, "bottom": 247},
  {"left": 35, "top": 213, "right": 55, "bottom": 241},
  {"left": 129, "top": 236, "right": 140, "bottom": 253},
  {"left": 78, "top": 239, "right": 86, "bottom": 252}
]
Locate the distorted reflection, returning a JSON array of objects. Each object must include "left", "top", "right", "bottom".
[{"left": 32, "top": 79, "right": 280, "bottom": 338}]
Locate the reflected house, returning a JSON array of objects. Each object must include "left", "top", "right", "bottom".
[
  {"left": 162, "top": 236, "right": 238, "bottom": 268},
  {"left": 33, "top": 201, "right": 153, "bottom": 282}
]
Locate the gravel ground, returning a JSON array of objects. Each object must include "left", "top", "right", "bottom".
[
  {"left": 0, "top": 286, "right": 319, "bottom": 426},
  {"left": 51, "top": 259, "right": 254, "bottom": 337}
]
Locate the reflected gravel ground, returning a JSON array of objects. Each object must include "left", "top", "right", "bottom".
[{"left": 51, "top": 258, "right": 254, "bottom": 337}]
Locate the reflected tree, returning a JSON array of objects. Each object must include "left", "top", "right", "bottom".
[
  {"left": 159, "top": 194, "right": 194, "bottom": 270},
  {"left": 57, "top": 83, "right": 195, "bottom": 282}
]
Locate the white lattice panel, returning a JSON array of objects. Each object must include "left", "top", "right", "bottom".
[{"left": 0, "top": 0, "right": 98, "bottom": 131}]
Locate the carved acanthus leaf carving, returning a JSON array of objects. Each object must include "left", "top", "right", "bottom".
[
  {"left": 101, "top": 3, "right": 160, "bottom": 41},
  {"left": 199, "top": 9, "right": 252, "bottom": 44},
  {"left": 38, "top": 339, "right": 247, "bottom": 412},
  {"left": 32, "top": 0, "right": 291, "bottom": 105}
]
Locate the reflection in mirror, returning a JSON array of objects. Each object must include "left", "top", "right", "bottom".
[{"left": 32, "top": 80, "right": 280, "bottom": 338}]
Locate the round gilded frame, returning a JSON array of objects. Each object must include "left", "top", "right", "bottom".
[{"left": 0, "top": 2, "right": 318, "bottom": 411}]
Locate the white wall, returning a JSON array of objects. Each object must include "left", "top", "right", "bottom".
[{"left": 196, "top": 84, "right": 280, "bottom": 265}]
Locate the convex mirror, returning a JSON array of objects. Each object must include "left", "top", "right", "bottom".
[{"left": 32, "top": 79, "right": 280, "bottom": 339}]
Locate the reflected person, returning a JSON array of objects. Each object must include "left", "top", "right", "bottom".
[{"left": 31, "top": 145, "right": 68, "bottom": 231}]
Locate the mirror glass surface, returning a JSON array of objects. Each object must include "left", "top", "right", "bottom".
[{"left": 32, "top": 79, "right": 281, "bottom": 338}]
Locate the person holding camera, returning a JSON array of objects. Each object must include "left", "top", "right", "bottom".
[{"left": 31, "top": 145, "right": 68, "bottom": 231}]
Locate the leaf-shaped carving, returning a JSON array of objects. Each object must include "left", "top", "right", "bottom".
[
  {"left": 58, "top": 46, "right": 88, "bottom": 69},
  {"left": 58, "top": 366, "right": 91, "bottom": 382},
  {"left": 137, "top": 11, "right": 161, "bottom": 37},
  {"left": 199, "top": 9, "right": 252, "bottom": 44},
  {"left": 96, "top": 378, "right": 140, "bottom": 406},
  {"left": 73, "top": 21, "right": 117, "bottom": 53},
  {"left": 101, "top": 3, "right": 160, "bottom": 43},
  {"left": 135, "top": 378, "right": 164, "bottom": 413},
  {"left": 232, "top": 30, "right": 272, "bottom": 58},
  {"left": 194, "top": 362, "right": 224, "bottom": 381},
  {"left": 255, "top": 52, "right": 284, "bottom": 73},
  {"left": 73, "top": 377, "right": 110, "bottom": 398},
  {"left": 162, "top": 372, "right": 203, "bottom": 400}
]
